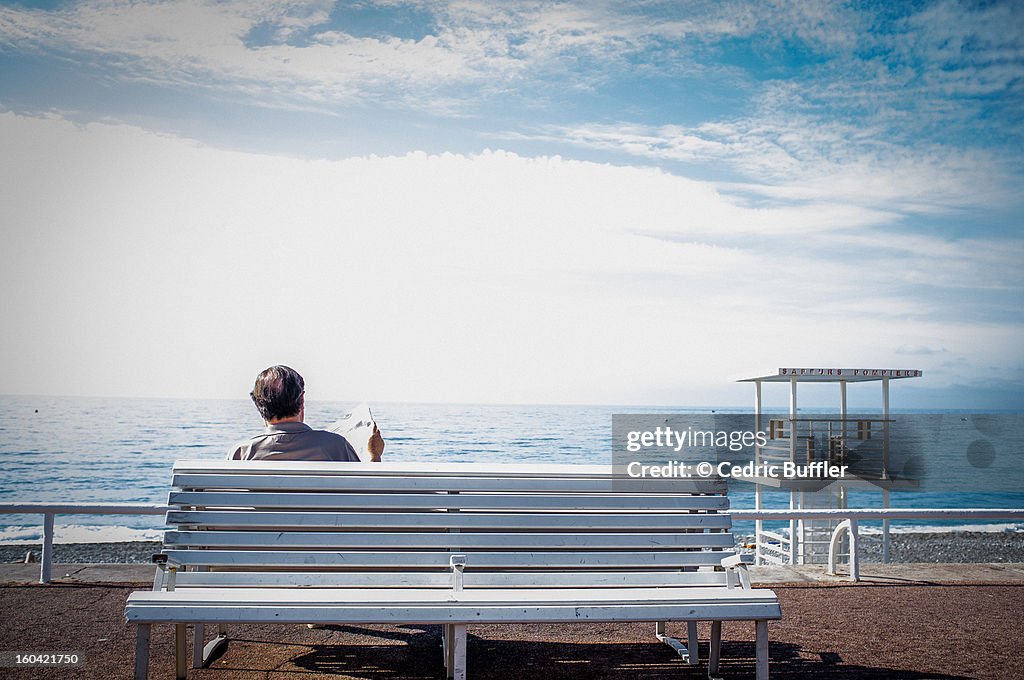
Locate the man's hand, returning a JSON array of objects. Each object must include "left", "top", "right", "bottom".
[{"left": 368, "top": 425, "right": 385, "bottom": 462}]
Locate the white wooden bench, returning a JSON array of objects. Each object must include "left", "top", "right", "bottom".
[{"left": 125, "top": 460, "right": 781, "bottom": 678}]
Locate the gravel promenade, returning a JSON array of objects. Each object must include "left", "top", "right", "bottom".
[
  {"left": 5, "top": 531, "right": 1024, "bottom": 565},
  {"left": 1, "top": 579, "right": 1023, "bottom": 679}
]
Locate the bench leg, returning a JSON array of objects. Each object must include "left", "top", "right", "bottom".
[
  {"left": 134, "top": 624, "right": 151, "bottom": 680},
  {"left": 175, "top": 623, "right": 187, "bottom": 680},
  {"left": 450, "top": 624, "right": 467, "bottom": 680},
  {"left": 192, "top": 624, "right": 204, "bottom": 668},
  {"left": 708, "top": 621, "right": 722, "bottom": 678},
  {"left": 442, "top": 624, "right": 452, "bottom": 671},
  {"left": 755, "top": 620, "right": 769, "bottom": 680},
  {"left": 687, "top": 621, "right": 699, "bottom": 666}
]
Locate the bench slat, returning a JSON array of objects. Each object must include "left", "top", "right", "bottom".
[
  {"left": 166, "top": 510, "right": 732, "bottom": 531},
  {"left": 171, "top": 570, "right": 731, "bottom": 589},
  {"left": 126, "top": 601, "right": 781, "bottom": 625},
  {"left": 164, "top": 530, "right": 735, "bottom": 550},
  {"left": 162, "top": 549, "right": 733, "bottom": 569},
  {"left": 168, "top": 491, "right": 729, "bottom": 511},
  {"left": 172, "top": 460, "right": 654, "bottom": 478},
  {"left": 131, "top": 585, "right": 772, "bottom": 606},
  {"left": 173, "top": 473, "right": 726, "bottom": 495}
]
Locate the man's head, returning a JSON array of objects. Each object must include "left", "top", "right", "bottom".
[{"left": 250, "top": 365, "right": 305, "bottom": 423}]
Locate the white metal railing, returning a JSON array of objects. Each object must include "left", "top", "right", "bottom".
[
  {"left": 0, "top": 503, "right": 167, "bottom": 583},
  {"left": 1, "top": 503, "right": 1022, "bottom": 584},
  {"left": 732, "top": 508, "right": 1024, "bottom": 581},
  {"left": 754, "top": 528, "right": 791, "bottom": 566}
]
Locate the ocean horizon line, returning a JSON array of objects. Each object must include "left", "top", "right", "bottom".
[{"left": 3, "top": 392, "right": 1018, "bottom": 414}]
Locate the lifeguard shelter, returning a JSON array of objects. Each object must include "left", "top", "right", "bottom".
[{"left": 738, "top": 367, "right": 923, "bottom": 566}]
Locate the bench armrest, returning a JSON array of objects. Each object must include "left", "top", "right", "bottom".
[
  {"left": 151, "top": 553, "right": 183, "bottom": 591},
  {"left": 449, "top": 554, "right": 467, "bottom": 596},
  {"left": 721, "top": 554, "right": 753, "bottom": 568},
  {"left": 721, "top": 553, "right": 753, "bottom": 590}
]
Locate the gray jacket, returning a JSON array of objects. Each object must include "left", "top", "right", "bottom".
[{"left": 227, "top": 421, "right": 359, "bottom": 461}]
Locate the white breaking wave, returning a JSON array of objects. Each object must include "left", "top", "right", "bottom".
[{"left": 0, "top": 524, "right": 164, "bottom": 544}]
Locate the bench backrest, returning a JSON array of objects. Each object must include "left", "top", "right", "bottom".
[{"left": 163, "top": 460, "right": 735, "bottom": 589}]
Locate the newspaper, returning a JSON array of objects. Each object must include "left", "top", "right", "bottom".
[{"left": 326, "top": 402, "right": 377, "bottom": 462}]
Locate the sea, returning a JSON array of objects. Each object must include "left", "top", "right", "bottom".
[{"left": 0, "top": 395, "right": 1021, "bottom": 543}]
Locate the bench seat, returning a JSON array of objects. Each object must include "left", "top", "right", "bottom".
[{"left": 127, "top": 585, "right": 782, "bottom": 624}]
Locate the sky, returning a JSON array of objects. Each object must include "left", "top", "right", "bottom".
[{"left": 0, "top": 0, "right": 1022, "bottom": 409}]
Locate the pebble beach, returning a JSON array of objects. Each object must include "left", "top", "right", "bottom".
[{"left": 735, "top": 530, "right": 1024, "bottom": 563}]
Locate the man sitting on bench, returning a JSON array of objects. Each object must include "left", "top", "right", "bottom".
[{"left": 228, "top": 364, "right": 385, "bottom": 462}]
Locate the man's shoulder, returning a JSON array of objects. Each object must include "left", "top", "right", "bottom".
[
  {"left": 226, "top": 429, "right": 284, "bottom": 460},
  {"left": 307, "top": 427, "right": 346, "bottom": 442},
  {"left": 308, "top": 428, "right": 359, "bottom": 459},
  {"left": 227, "top": 434, "right": 262, "bottom": 460}
]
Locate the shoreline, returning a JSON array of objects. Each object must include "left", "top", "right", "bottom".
[{"left": 4, "top": 531, "right": 1024, "bottom": 565}]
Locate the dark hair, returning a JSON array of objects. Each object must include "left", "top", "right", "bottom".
[{"left": 250, "top": 365, "right": 304, "bottom": 422}]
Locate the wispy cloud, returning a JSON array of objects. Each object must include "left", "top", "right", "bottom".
[
  {"left": 3, "top": 1, "right": 1020, "bottom": 137},
  {"left": 0, "top": 1, "right": 875, "bottom": 109},
  {"left": 497, "top": 2, "right": 1024, "bottom": 218},
  {"left": 1, "top": 0, "right": 497, "bottom": 111},
  {"left": 522, "top": 114, "right": 1013, "bottom": 218}
]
